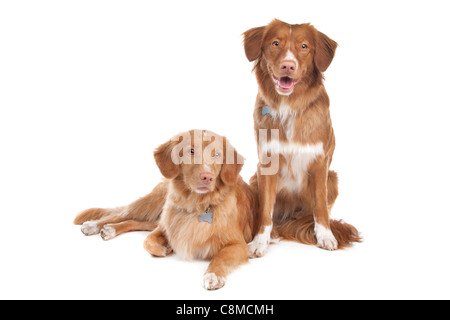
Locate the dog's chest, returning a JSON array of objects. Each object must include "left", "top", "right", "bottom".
[
  {"left": 275, "top": 103, "right": 296, "bottom": 140},
  {"left": 160, "top": 199, "right": 234, "bottom": 261},
  {"left": 277, "top": 145, "right": 322, "bottom": 193},
  {"left": 271, "top": 103, "right": 324, "bottom": 193}
]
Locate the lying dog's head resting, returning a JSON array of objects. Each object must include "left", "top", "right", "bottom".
[
  {"left": 154, "top": 130, "right": 244, "bottom": 194},
  {"left": 243, "top": 19, "right": 337, "bottom": 96}
]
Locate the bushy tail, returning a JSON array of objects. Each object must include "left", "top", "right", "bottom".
[
  {"left": 274, "top": 212, "right": 362, "bottom": 249},
  {"left": 73, "top": 207, "right": 120, "bottom": 225}
]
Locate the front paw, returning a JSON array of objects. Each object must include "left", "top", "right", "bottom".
[
  {"left": 202, "top": 273, "right": 225, "bottom": 290},
  {"left": 315, "top": 224, "right": 338, "bottom": 250},
  {"left": 248, "top": 226, "right": 271, "bottom": 258},
  {"left": 81, "top": 221, "right": 99, "bottom": 236},
  {"left": 248, "top": 239, "right": 268, "bottom": 258}
]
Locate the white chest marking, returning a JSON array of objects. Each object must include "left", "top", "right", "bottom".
[
  {"left": 273, "top": 101, "right": 295, "bottom": 123},
  {"left": 274, "top": 101, "right": 296, "bottom": 140},
  {"left": 261, "top": 140, "right": 324, "bottom": 157},
  {"left": 281, "top": 142, "right": 324, "bottom": 193},
  {"left": 261, "top": 140, "right": 324, "bottom": 193},
  {"left": 261, "top": 100, "right": 324, "bottom": 193}
]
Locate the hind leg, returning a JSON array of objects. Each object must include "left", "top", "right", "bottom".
[
  {"left": 80, "top": 213, "right": 129, "bottom": 236},
  {"left": 143, "top": 226, "right": 172, "bottom": 257},
  {"left": 327, "top": 170, "right": 339, "bottom": 211},
  {"left": 302, "top": 162, "right": 338, "bottom": 250},
  {"left": 315, "top": 169, "right": 339, "bottom": 250},
  {"left": 75, "top": 181, "right": 168, "bottom": 237}
]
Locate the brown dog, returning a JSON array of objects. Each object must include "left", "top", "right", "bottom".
[
  {"left": 243, "top": 19, "right": 361, "bottom": 256},
  {"left": 74, "top": 130, "right": 258, "bottom": 290}
]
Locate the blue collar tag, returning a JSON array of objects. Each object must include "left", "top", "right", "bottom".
[
  {"left": 199, "top": 207, "right": 213, "bottom": 224},
  {"left": 262, "top": 106, "right": 272, "bottom": 116}
]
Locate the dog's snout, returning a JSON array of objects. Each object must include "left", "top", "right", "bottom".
[
  {"left": 280, "top": 61, "right": 296, "bottom": 75},
  {"left": 200, "top": 172, "right": 214, "bottom": 185}
]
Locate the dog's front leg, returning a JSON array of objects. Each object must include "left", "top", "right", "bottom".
[
  {"left": 202, "top": 242, "right": 248, "bottom": 290},
  {"left": 248, "top": 171, "right": 277, "bottom": 258},
  {"left": 309, "top": 159, "right": 338, "bottom": 250}
]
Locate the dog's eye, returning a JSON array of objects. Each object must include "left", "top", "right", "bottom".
[
  {"left": 301, "top": 44, "right": 308, "bottom": 49},
  {"left": 215, "top": 153, "right": 221, "bottom": 158},
  {"left": 190, "top": 149, "right": 195, "bottom": 155},
  {"left": 272, "top": 41, "right": 279, "bottom": 47}
]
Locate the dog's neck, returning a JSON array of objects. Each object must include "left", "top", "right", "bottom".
[{"left": 168, "top": 179, "right": 231, "bottom": 214}]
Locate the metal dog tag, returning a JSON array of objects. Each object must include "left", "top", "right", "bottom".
[
  {"left": 198, "top": 207, "right": 213, "bottom": 224},
  {"left": 262, "top": 106, "right": 272, "bottom": 116}
]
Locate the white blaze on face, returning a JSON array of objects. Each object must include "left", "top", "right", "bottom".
[
  {"left": 273, "top": 49, "right": 299, "bottom": 96},
  {"left": 283, "top": 49, "right": 298, "bottom": 67},
  {"left": 283, "top": 25, "right": 298, "bottom": 67}
]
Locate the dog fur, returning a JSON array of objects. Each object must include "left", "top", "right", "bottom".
[
  {"left": 243, "top": 19, "right": 361, "bottom": 256},
  {"left": 74, "top": 130, "right": 258, "bottom": 290}
]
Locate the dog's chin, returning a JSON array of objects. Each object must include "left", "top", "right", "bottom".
[{"left": 194, "top": 186, "right": 213, "bottom": 194}]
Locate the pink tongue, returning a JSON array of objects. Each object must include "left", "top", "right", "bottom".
[{"left": 279, "top": 77, "right": 294, "bottom": 89}]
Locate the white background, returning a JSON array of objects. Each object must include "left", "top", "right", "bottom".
[{"left": 1, "top": 0, "right": 449, "bottom": 300}]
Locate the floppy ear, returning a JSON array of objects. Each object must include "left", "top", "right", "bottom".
[
  {"left": 314, "top": 30, "right": 338, "bottom": 72},
  {"left": 220, "top": 148, "right": 245, "bottom": 186},
  {"left": 154, "top": 138, "right": 180, "bottom": 180},
  {"left": 243, "top": 26, "right": 266, "bottom": 62}
]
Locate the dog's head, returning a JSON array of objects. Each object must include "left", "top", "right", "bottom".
[
  {"left": 243, "top": 19, "right": 337, "bottom": 96},
  {"left": 154, "top": 130, "right": 244, "bottom": 194}
]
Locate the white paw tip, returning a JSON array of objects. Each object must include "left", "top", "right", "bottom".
[
  {"left": 100, "top": 226, "right": 116, "bottom": 241},
  {"left": 202, "top": 273, "right": 225, "bottom": 290},
  {"left": 248, "top": 240, "right": 268, "bottom": 258},
  {"left": 315, "top": 223, "right": 338, "bottom": 250},
  {"left": 81, "top": 221, "right": 99, "bottom": 236},
  {"left": 248, "top": 226, "right": 271, "bottom": 258}
]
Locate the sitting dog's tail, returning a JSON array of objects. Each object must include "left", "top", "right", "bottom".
[{"left": 273, "top": 212, "right": 362, "bottom": 249}]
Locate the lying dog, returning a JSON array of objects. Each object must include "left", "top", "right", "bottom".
[
  {"left": 243, "top": 19, "right": 361, "bottom": 256},
  {"left": 74, "top": 130, "right": 258, "bottom": 290}
]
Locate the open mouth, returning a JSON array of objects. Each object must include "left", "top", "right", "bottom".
[{"left": 271, "top": 72, "right": 299, "bottom": 94}]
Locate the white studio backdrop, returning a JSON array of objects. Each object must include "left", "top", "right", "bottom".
[{"left": 1, "top": 0, "right": 449, "bottom": 299}]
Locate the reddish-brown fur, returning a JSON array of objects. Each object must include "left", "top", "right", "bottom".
[
  {"left": 73, "top": 181, "right": 167, "bottom": 240},
  {"left": 243, "top": 19, "right": 361, "bottom": 254},
  {"left": 74, "top": 130, "right": 258, "bottom": 290}
]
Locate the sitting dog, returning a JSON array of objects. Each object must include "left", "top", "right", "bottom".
[
  {"left": 243, "top": 19, "right": 361, "bottom": 256},
  {"left": 74, "top": 130, "right": 258, "bottom": 290}
]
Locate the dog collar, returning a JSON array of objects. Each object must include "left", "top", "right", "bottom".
[
  {"left": 198, "top": 207, "right": 213, "bottom": 224},
  {"left": 262, "top": 106, "right": 272, "bottom": 116}
]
